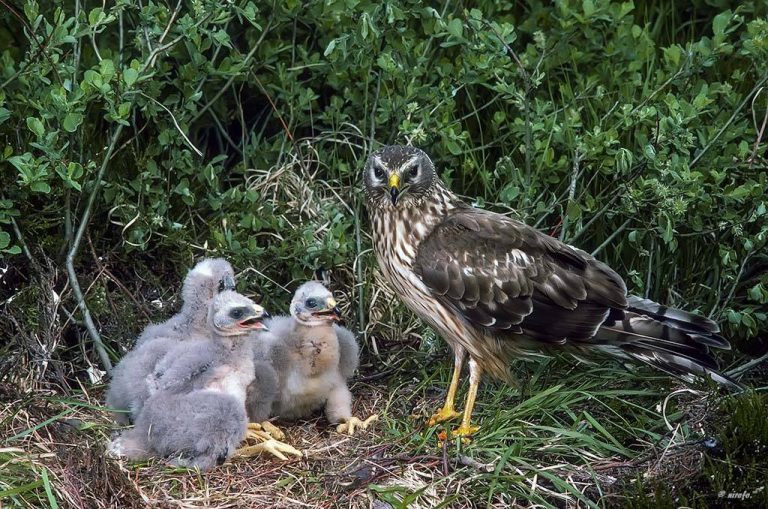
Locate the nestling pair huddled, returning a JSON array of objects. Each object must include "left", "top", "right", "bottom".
[{"left": 105, "top": 258, "right": 377, "bottom": 471}]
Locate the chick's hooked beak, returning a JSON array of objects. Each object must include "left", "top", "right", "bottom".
[
  {"left": 388, "top": 173, "right": 400, "bottom": 205},
  {"left": 240, "top": 305, "right": 270, "bottom": 331},
  {"left": 313, "top": 297, "right": 342, "bottom": 321}
]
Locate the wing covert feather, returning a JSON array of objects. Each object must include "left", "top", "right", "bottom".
[{"left": 412, "top": 207, "right": 628, "bottom": 341}]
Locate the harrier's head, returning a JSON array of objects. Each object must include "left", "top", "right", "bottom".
[
  {"left": 363, "top": 145, "right": 436, "bottom": 208},
  {"left": 289, "top": 281, "right": 342, "bottom": 326},
  {"left": 208, "top": 290, "right": 269, "bottom": 336}
]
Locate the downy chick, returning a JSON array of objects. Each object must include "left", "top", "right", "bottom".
[
  {"left": 105, "top": 257, "right": 235, "bottom": 424},
  {"left": 107, "top": 290, "right": 280, "bottom": 470},
  {"left": 253, "top": 282, "right": 376, "bottom": 434}
]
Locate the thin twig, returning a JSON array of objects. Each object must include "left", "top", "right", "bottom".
[
  {"left": 191, "top": 19, "right": 272, "bottom": 123},
  {"left": 590, "top": 217, "right": 633, "bottom": 257},
  {"left": 9, "top": 216, "right": 34, "bottom": 264},
  {"left": 710, "top": 249, "right": 754, "bottom": 319},
  {"left": 136, "top": 0, "right": 153, "bottom": 53},
  {"left": 140, "top": 92, "right": 203, "bottom": 157},
  {"left": 727, "top": 352, "right": 768, "bottom": 377},
  {"left": 0, "top": 0, "right": 63, "bottom": 87},
  {"left": 569, "top": 192, "right": 623, "bottom": 245},
  {"left": 691, "top": 75, "right": 768, "bottom": 168},
  {"left": 86, "top": 235, "right": 152, "bottom": 322},
  {"left": 206, "top": 107, "right": 243, "bottom": 155},
  {"left": 748, "top": 86, "right": 767, "bottom": 168},
  {"left": 158, "top": 0, "right": 183, "bottom": 45},
  {"left": 559, "top": 150, "right": 581, "bottom": 242},
  {"left": 65, "top": 125, "right": 125, "bottom": 374}
]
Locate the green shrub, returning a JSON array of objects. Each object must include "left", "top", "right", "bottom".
[{"left": 1, "top": 1, "right": 766, "bottom": 363}]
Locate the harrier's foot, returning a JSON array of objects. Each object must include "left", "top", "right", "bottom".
[
  {"left": 236, "top": 439, "right": 302, "bottom": 461},
  {"left": 450, "top": 424, "right": 480, "bottom": 439},
  {"left": 427, "top": 407, "right": 461, "bottom": 426},
  {"left": 246, "top": 421, "right": 285, "bottom": 441},
  {"left": 335, "top": 414, "right": 379, "bottom": 435}
]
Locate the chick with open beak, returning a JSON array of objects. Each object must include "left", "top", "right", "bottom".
[
  {"left": 246, "top": 281, "right": 377, "bottom": 436},
  {"left": 290, "top": 284, "right": 343, "bottom": 325},
  {"left": 209, "top": 290, "right": 270, "bottom": 335}
]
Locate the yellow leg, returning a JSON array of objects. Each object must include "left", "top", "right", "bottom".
[
  {"left": 245, "top": 421, "right": 285, "bottom": 441},
  {"left": 237, "top": 422, "right": 302, "bottom": 460},
  {"left": 235, "top": 439, "right": 302, "bottom": 461},
  {"left": 451, "top": 358, "right": 481, "bottom": 438},
  {"left": 335, "top": 414, "right": 379, "bottom": 434},
  {"left": 427, "top": 346, "right": 465, "bottom": 426}
]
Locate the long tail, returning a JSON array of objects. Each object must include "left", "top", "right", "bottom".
[{"left": 593, "top": 296, "right": 742, "bottom": 390}]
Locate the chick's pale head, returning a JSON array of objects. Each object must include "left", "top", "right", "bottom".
[
  {"left": 290, "top": 282, "right": 341, "bottom": 326},
  {"left": 208, "top": 290, "right": 269, "bottom": 336},
  {"left": 182, "top": 258, "right": 236, "bottom": 309}
]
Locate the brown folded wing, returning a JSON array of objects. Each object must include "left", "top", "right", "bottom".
[{"left": 412, "top": 207, "right": 628, "bottom": 343}]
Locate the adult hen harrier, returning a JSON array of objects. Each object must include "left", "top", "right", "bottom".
[{"left": 363, "top": 145, "right": 739, "bottom": 437}]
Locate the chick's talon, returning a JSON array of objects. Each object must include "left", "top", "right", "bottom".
[
  {"left": 236, "top": 438, "right": 303, "bottom": 461},
  {"left": 245, "top": 421, "right": 285, "bottom": 442},
  {"left": 260, "top": 421, "right": 285, "bottom": 440},
  {"left": 246, "top": 429, "right": 273, "bottom": 442},
  {"left": 335, "top": 414, "right": 379, "bottom": 435}
]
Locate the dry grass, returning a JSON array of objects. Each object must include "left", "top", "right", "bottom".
[
  {"left": 1, "top": 381, "right": 391, "bottom": 509},
  {"left": 3, "top": 363, "right": 751, "bottom": 509}
]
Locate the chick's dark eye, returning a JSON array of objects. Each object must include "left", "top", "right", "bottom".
[
  {"left": 305, "top": 298, "right": 317, "bottom": 308},
  {"left": 373, "top": 164, "right": 385, "bottom": 180},
  {"left": 230, "top": 308, "right": 244, "bottom": 319}
]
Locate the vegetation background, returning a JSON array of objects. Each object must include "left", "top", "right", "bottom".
[{"left": 1, "top": 0, "right": 767, "bottom": 507}]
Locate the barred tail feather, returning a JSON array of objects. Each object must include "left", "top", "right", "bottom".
[
  {"left": 592, "top": 296, "right": 742, "bottom": 391},
  {"left": 626, "top": 295, "right": 729, "bottom": 348}
]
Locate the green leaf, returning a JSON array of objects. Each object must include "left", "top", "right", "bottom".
[
  {"left": 212, "top": 29, "right": 232, "bottom": 48},
  {"left": 566, "top": 201, "right": 582, "bottom": 220},
  {"left": 26, "top": 117, "right": 44, "bottom": 138},
  {"left": 712, "top": 10, "right": 732, "bottom": 37},
  {"left": 30, "top": 181, "right": 51, "bottom": 193},
  {"left": 63, "top": 112, "right": 83, "bottom": 133},
  {"left": 0, "top": 231, "right": 10, "bottom": 250},
  {"left": 99, "top": 59, "right": 115, "bottom": 82},
  {"left": 0, "top": 107, "right": 10, "bottom": 125},
  {"left": 663, "top": 45, "right": 681, "bottom": 66},
  {"left": 323, "top": 39, "right": 336, "bottom": 57},
  {"left": 88, "top": 7, "right": 104, "bottom": 27},
  {"left": 123, "top": 68, "right": 138, "bottom": 87},
  {"left": 446, "top": 18, "right": 463, "bottom": 38},
  {"left": 445, "top": 139, "right": 462, "bottom": 155},
  {"left": 583, "top": 0, "right": 595, "bottom": 17}
]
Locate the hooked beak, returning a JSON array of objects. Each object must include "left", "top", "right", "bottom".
[
  {"left": 312, "top": 297, "right": 342, "bottom": 321},
  {"left": 239, "top": 307, "right": 270, "bottom": 331},
  {"left": 388, "top": 174, "right": 400, "bottom": 205}
]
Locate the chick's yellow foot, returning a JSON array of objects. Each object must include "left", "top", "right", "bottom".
[
  {"left": 427, "top": 407, "right": 462, "bottom": 426},
  {"left": 236, "top": 439, "right": 303, "bottom": 461},
  {"left": 450, "top": 424, "right": 480, "bottom": 439},
  {"left": 335, "top": 414, "right": 379, "bottom": 435},
  {"left": 245, "top": 421, "right": 285, "bottom": 442}
]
